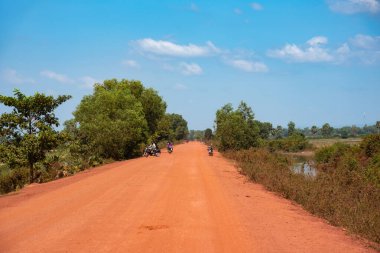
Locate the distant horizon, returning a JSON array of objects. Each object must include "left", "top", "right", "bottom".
[{"left": 1, "top": 1, "right": 379, "bottom": 130}]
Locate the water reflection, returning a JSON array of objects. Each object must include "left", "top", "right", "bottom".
[{"left": 292, "top": 162, "right": 317, "bottom": 177}]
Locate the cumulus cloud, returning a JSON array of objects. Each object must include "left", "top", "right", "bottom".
[
  {"left": 327, "top": 0, "right": 380, "bottom": 14},
  {"left": 269, "top": 34, "right": 380, "bottom": 64},
  {"left": 268, "top": 36, "right": 334, "bottom": 62},
  {"left": 134, "top": 38, "right": 220, "bottom": 57},
  {"left": 250, "top": 2, "right": 263, "bottom": 10},
  {"left": 122, "top": 59, "right": 139, "bottom": 68},
  {"left": 227, "top": 59, "right": 268, "bottom": 72},
  {"left": 1, "top": 68, "right": 35, "bottom": 84},
  {"left": 349, "top": 34, "right": 380, "bottom": 49},
  {"left": 40, "top": 70, "right": 72, "bottom": 83},
  {"left": 179, "top": 62, "right": 203, "bottom": 75},
  {"left": 307, "top": 36, "right": 328, "bottom": 46}
]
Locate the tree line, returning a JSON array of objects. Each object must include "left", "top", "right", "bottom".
[{"left": 0, "top": 79, "right": 188, "bottom": 188}]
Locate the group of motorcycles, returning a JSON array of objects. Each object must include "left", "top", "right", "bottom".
[
  {"left": 143, "top": 142, "right": 214, "bottom": 157},
  {"left": 143, "top": 142, "right": 173, "bottom": 157}
]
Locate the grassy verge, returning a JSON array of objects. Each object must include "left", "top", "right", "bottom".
[{"left": 223, "top": 134, "right": 380, "bottom": 244}]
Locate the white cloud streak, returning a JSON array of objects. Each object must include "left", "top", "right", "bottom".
[
  {"left": 1, "top": 68, "right": 35, "bottom": 84},
  {"left": 40, "top": 70, "right": 72, "bottom": 83},
  {"left": 327, "top": 0, "right": 380, "bottom": 14},
  {"left": 268, "top": 36, "right": 334, "bottom": 62},
  {"left": 251, "top": 2, "right": 263, "bottom": 10},
  {"left": 135, "top": 38, "right": 220, "bottom": 57},
  {"left": 227, "top": 59, "right": 268, "bottom": 72},
  {"left": 179, "top": 62, "right": 203, "bottom": 75},
  {"left": 269, "top": 34, "right": 380, "bottom": 64},
  {"left": 122, "top": 59, "right": 139, "bottom": 68}
]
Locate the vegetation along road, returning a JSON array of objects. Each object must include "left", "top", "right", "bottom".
[{"left": 0, "top": 142, "right": 375, "bottom": 252}]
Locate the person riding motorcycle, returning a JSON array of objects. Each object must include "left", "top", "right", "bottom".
[
  {"left": 207, "top": 144, "right": 213, "bottom": 156},
  {"left": 167, "top": 141, "right": 173, "bottom": 153}
]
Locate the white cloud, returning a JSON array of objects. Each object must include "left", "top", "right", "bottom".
[
  {"left": 179, "top": 62, "right": 203, "bottom": 75},
  {"left": 268, "top": 37, "right": 334, "bottom": 62},
  {"left": 349, "top": 34, "right": 380, "bottom": 49},
  {"left": 227, "top": 59, "right": 269, "bottom": 72},
  {"left": 80, "top": 76, "right": 99, "bottom": 89},
  {"left": 134, "top": 38, "right": 220, "bottom": 57},
  {"left": 251, "top": 2, "right": 263, "bottom": 10},
  {"left": 1, "top": 68, "right": 35, "bottom": 84},
  {"left": 40, "top": 70, "right": 72, "bottom": 83},
  {"left": 122, "top": 59, "right": 139, "bottom": 68},
  {"left": 307, "top": 36, "right": 328, "bottom": 46},
  {"left": 234, "top": 8, "right": 243, "bottom": 15},
  {"left": 327, "top": 0, "right": 380, "bottom": 14},
  {"left": 173, "top": 83, "right": 188, "bottom": 90},
  {"left": 269, "top": 34, "right": 380, "bottom": 64}
]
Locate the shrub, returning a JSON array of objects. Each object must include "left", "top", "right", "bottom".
[{"left": 0, "top": 167, "right": 29, "bottom": 194}]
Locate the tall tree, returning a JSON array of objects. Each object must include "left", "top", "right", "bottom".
[
  {"left": 287, "top": 121, "right": 296, "bottom": 136},
  {"left": 204, "top": 128, "right": 213, "bottom": 141},
  {"left": 215, "top": 101, "right": 260, "bottom": 151},
  {"left": 0, "top": 89, "right": 71, "bottom": 183},
  {"left": 311, "top": 125, "right": 318, "bottom": 135},
  {"left": 321, "top": 123, "right": 333, "bottom": 137},
  {"left": 74, "top": 82, "right": 148, "bottom": 159}
]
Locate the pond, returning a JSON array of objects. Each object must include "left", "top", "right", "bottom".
[{"left": 292, "top": 162, "right": 317, "bottom": 177}]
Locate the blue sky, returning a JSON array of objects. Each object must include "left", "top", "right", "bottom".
[{"left": 1, "top": 0, "right": 379, "bottom": 130}]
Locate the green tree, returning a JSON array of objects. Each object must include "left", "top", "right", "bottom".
[
  {"left": 204, "top": 128, "right": 213, "bottom": 141},
  {"left": 272, "top": 125, "right": 283, "bottom": 139},
  {"left": 166, "top": 113, "right": 189, "bottom": 140},
  {"left": 256, "top": 121, "right": 273, "bottom": 139},
  {"left": 321, "top": 123, "right": 333, "bottom": 137},
  {"left": 376, "top": 121, "right": 380, "bottom": 134},
  {"left": 287, "top": 121, "right": 296, "bottom": 136},
  {"left": 311, "top": 125, "right": 318, "bottom": 136},
  {"left": 0, "top": 89, "right": 71, "bottom": 183},
  {"left": 215, "top": 102, "right": 260, "bottom": 151},
  {"left": 74, "top": 82, "right": 148, "bottom": 159}
]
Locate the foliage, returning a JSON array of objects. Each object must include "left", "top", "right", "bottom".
[
  {"left": 268, "top": 133, "right": 310, "bottom": 152},
  {"left": 215, "top": 102, "right": 260, "bottom": 151},
  {"left": 321, "top": 123, "right": 333, "bottom": 137},
  {"left": 204, "top": 128, "right": 213, "bottom": 141},
  {"left": 0, "top": 89, "right": 71, "bottom": 183},
  {"left": 188, "top": 130, "right": 204, "bottom": 141},
  {"left": 0, "top": 166, "right": 29, "bottom": 194},
  {"left": 287, "top": 121, "right": 296, "bottom": 136},
  {"left": 165, "top": 113, "right": 189, "bottom": 141},
  {"left": 73, "top": 80, "right": 148, "bottom": 159},
  {"left": 225, "top": 136, "right": 380, "bottom": 243}
]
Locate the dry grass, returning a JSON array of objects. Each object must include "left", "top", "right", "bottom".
[
  {"left": 224, "top": 136, "right": 380, "bottom": 244},
  {"left": 309, "top": 138, "right": 362, "bottom": 148}
]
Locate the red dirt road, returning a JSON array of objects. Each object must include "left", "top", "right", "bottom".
[{"left": 0, "top": 142, "right": 376, "bottom": 252}]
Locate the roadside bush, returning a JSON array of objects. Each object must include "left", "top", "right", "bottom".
[
  {"left": 0, "top": 167, "right": 29, "bottom": 194},
  {"left": 268, "top": 133, "right": 310, "bottom": 152},
  {"left": 224, "top": 138, "right": 380, "bottom": 243}
]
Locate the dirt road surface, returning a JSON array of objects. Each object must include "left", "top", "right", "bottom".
[{"left": 0, "top": 142, "right": 376, "bottom": 252}]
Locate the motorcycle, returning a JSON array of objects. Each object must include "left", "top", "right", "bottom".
[
  {"left": 143, "top": 146, "right": 160, "bottom": 157},
  {"left": 207, "top": 146, "right": 213, "bottom": 156},
  {"left": 167, "top": 146, "right": 173, "bottom": 154}
]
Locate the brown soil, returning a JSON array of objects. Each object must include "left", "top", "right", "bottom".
[{"left": 0, "top": 142, "right": 376, "bottom": 252}]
